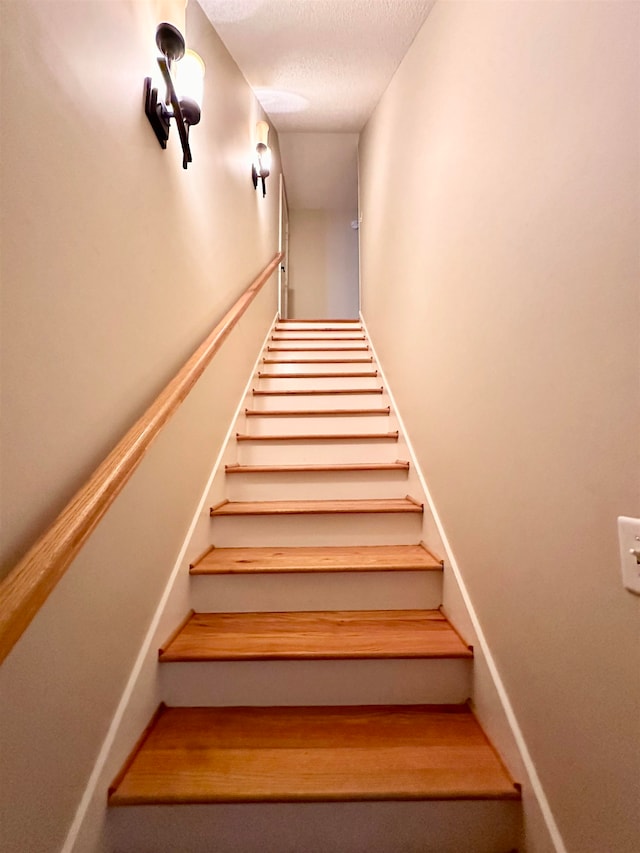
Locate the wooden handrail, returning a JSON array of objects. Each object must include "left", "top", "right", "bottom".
[{"left": 0, "top": 252, "right": 283, "bottom": 665}]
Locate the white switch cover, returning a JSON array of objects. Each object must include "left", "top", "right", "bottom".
[{"left": 617, "top": 516, "right": 640, "bottom": 595}]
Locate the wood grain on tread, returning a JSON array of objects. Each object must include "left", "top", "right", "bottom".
[
  {"left": 108, "top": 704, "right": 521, "bottom": 805},
  {"left": 278, "top": 319, "right": 361, "bottom": 324},
  {"left": 158, "top": 609, "right": 473, "bottom": 662},
  {"left": 210, "top": 498, "right": 422, "bottom": 517},
  {"left": 267, "top": 346, "right": 370, "bottom": 352},
  {"left": 258, "top": 370, "right": 378, "bottom": 379},
  {"left": 252, "top": 387, "right": 385, "bottom": 396},
  {"left": 271, "top": 336, "right": 366, "bottom": 342},
  {"left": 244, "top": 407, "right": 390, "bottom": 417},
  {"left": 224, "top": 461, "right": 409, "bottom": 475},
  {"left": 235, "top": 431, "right": 399, "bottom": 442},
  {"left": 263, "top": 357, "right": 373, "bottom": 364},
  {"left": 275, "top": 325, "right": 361, "bottom": 332},
  {"left": 190, "top": 543, "right": 443, "bottom": 574}
]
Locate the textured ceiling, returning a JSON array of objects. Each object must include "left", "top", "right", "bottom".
[{"left": 199, "top": 0, "right": 436, "bottom": 132}]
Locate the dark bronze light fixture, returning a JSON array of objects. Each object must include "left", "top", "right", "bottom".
[
  {"left": 252, "top": 121, "right": 272, "bottom": 197},
  {"left": 143, "top": 23, "right": 205, "bottom": 169}
]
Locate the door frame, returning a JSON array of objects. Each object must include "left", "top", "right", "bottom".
[{"left": 278, "top": 174, "right": 290, "bottom": 319}]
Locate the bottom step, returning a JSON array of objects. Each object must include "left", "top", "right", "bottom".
[{"left": 109, "top": 704, "right": 520, "bottom": 805}]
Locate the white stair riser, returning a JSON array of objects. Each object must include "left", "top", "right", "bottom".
[
  {"left": 240, "top": 415, "right": 395, "bottom": 434},
  {"left": 266, "top": 346, "right": 371, "bottom": 354},
  {"left": 160, "top": 659, "right": 472, "bottom": 707},
  {"left": 224, "top": 471, "right": 411, "bottom": 502},
  {"left": 255, "top": 376, "right": 380, "bottom": 391},
  {"left": 189, "top": 570, "right": 442, "bottom": 612},
  {"left": 235, "top": 440, "right": 400, "bottom": 465},
  {"left": 209, "top": 513, "right": 424, "bottom": 548},
  {"left": 260, "top": 362, "right": 375, "bottom": 375},
  {"left": 108, "top": 800, "right": 521, "bottom": 853},
  {"left": 248, "top": 392, "right": 389, "bottom": 410}
]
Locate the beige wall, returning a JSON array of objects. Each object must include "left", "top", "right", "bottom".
[
  {"left": 0, "top": 0, "right": 280, "bottom": 578},
  {"left": 359, "top": 3, "right": 640, "bottom": 853},
  {"left": 0, "top": 2, "right": 280, "bottom": 851},
  {"left": 279, "top": 133, "right": 360, "bottom": 318},
  {"left": 288, "top": 209, "right": 359, "bottom": 318}
]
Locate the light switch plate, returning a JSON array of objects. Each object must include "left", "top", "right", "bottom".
[{"left": 617, "top": 516, "right": 640, "bottom": 595}]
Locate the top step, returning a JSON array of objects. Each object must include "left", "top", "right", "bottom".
[
  {"left": 274, "top": 321, "right": 363, "bottom": 334},
  {"left": 278, "top": 319, "right": 361, "bottom": 325}
]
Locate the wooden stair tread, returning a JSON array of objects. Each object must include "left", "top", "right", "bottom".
[
  {"left": 244, "top": 407, "right": 390, "bottom": 417},
  {"left": 108, "top": 704, "right": 520, "bottom": 805},
  {"left": 271, "top": 336, "right": 367, "bottom": 342},
  {"left": 159, "top": 609, "right": 472, "bottom": 661},
  {"left": 267, "top": 346, "right": 370, "bottom": 352},
  {"left": 258, "top": 370, "right": 378, "bottom": 379},
  {"left": 252, "top": 387, "right": 384, "bottom": 396},
  {"left": 210, "top": 497, "right": 423, "bottom": 517},
  {"left": 275, "top": 325, "right": 362, "bottom": 332},
  {"left": 190, "top": 543, "right": 442, "bottom": 574},
  {"left": 277, "top": 318, "right": 361, "bottom": 323},
  {"left": 225, "top": 461, "right": 409, "bottom": 474},
  {"left": 235, "top": 431, "right": 399, "bottom": 442},
  {"left": 263, "top": 357, "right": 374, "bottom": 364}
]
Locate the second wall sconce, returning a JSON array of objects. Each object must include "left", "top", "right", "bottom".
[
  {"left": 252, "top": 121, "right": 272, "bottom": 197},
  {"left": 143, "top": 23, "right": 205, "bottom": 169}
]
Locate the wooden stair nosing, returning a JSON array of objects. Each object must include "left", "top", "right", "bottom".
[
  {"left": 210, "top": 497, "right": 423, "bottom": 517},
  {"left": 190, "top": 543, "right": 444, "bottom": 574},
  {"left": 224, "top": 460, "right": 409, "bottom": 475},
  {"left": 267, "top": 346, "right": 370, "bottom": 353},
  {"left": 244, "top": 406, "right": 391, "bottom": 418},
  {"left": 158, "top": 609, "right": 474, "bottom": 662},
  {"left": 234, "top": 430, "right": 399, "bottom": 442},
  {"left": 252, "top": 387, "right": 385, "bottom": 397},
  {"left": 258, "top": 370, "right": 378, "bottom": 379},
  {"left": 108, "top": 704, "right": 521, "bottom": 805}
]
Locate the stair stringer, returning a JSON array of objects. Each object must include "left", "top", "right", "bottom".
[{"left": 361, "top": 313, "right": 562, "bottom": 853}]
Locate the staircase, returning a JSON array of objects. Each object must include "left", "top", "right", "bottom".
[{"left": 108, "top": 319, "right": 522, "bottom": 852}]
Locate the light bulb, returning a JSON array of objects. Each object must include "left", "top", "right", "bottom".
[{"left": 175, "top": 49, "right": 205, "bottom": 110}]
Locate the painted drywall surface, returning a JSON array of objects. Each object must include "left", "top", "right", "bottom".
[
  {"left": 0, "top": 0, "right": 280, "bottom": 578},
  {"left": 288, "top": 210, "right": 359, "bottom": 318},
  {"left": 279, "top": 132, "right": 359, "bottom": 211},
  {"left": 0, "top": 1, "right": 280, "bottom": 851},
  {"left": 359, "top": 3, "right": 640, "bottom": 853},
  {"left": 65, "top": 304, "right": 277, "bottom": 853},
  {"left": 279, "top": 133, "right": 360, "bottom": 317}
]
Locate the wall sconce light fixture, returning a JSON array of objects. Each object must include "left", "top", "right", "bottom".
[
  {"left": 143, "top": 23, "right": 205, "bottom": 169},
  {"left": 252, "top": 121, "right": 272, "bottom": 197}
]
